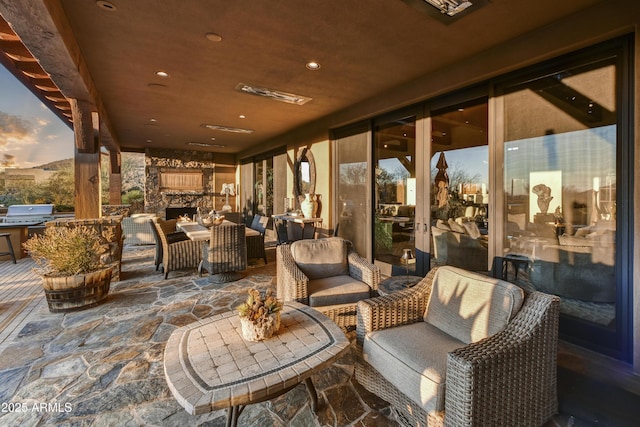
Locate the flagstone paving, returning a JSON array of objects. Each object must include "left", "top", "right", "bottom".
[
  {"left": 0, "top": 246, "right": 397, "bottom": 427},
  {"left": 0, "top": 244, "right": 590, "bottom": 426}
]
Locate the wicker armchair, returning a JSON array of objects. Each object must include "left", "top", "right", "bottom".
[
  {"left": 152, "top": 218, "right": 202, "bottom": 279},
  {"left": 355, "top": 266, "right": 560, "bottom": 427},
  {"left": 200, "top": 223, "right": 247, "bottom": 283},
  {"left": 276, "top": 237, "right": 380, "bottom": 329}
]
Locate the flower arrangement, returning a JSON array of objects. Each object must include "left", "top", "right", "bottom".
[
  {"left": 196, "top": 207, "right": 224, "bottom": 227},
  {"left": 23, "top": 225, "right": 109, "bottom": 277},
  {"left": 237, "top": 288, "right": 283, "bottom": 341}
]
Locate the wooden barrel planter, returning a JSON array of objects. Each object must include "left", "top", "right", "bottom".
[{"left": 41, "top": 267, "right": 113, "bottom": 313}]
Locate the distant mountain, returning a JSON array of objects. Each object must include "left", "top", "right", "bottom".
[
  {"left": 34, "top": 153, "right": 145, "bottom": 193},
  {"left": 38, "top": 158, "right": 73, "bottom": 171}
]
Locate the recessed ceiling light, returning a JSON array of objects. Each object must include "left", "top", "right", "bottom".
[
  {"left": 205, "top": 32, "right": 223, "bottom": 42},
  {"left": 146, "top": 139, "right": 152, "bottom": 143},
  {"left": 306, "top": 61, "right": 321, "bottom": 70},
  {"left": 239, "top": 115, "right": 246, "bottom": 119},
  {"left": 202, "top": 123, "right": 254, "bottom": 134},
  {"left": 96, "top": 1, "right": 117, "bottom": 12},
  {"left": 155, "top": 71, "right": 169, "bottom": 78},
  {"left": 235, "top": 83, "right": 312, "bottom": 105},
  {"left": 149, "top": 118, "right": 157, "bottom": 122}
]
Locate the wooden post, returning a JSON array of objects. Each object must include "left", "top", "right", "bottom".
[
  {"left": 74, "top": 148, "right": 101, "bottom": 219},
  {"left": 70, "top": 99, "right": 97, "bottom": 153},
  {"left": 70, "top": 99, "right": 101, "bottom": 218},
  {"left": 109, "top": 150, "right": 122, "bottom": 205}
]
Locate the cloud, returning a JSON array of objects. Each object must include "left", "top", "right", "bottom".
[
  {"left": 0, "top": 110, "right": 36, "bottom": 147},
  {"left": 1, "top": 153, "right": 16, "bottom": 168}
]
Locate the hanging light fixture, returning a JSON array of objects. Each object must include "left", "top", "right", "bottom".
[{"left": 422, "top": 0, "right": 472, "bottom": 16}]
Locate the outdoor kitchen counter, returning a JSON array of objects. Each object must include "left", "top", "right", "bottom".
[{"left": 0, "top": 223, "right": 33, "bottom": 260}]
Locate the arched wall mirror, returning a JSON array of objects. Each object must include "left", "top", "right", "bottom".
[{"left": 294, "top": 147, "right": 316, "bottom": 204}]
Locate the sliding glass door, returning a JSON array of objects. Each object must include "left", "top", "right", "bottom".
[
  {"left": 241, "top": 149, "right": 287, "bottom": 230},
  {"left": 498, "top": 39, "right": 631, "bottom": 360},
  {"left": 373, "top": 113, "right": 418, "bottom": 275},
  {"left": 334, "top": 123, "right": 371, "bottom": 257},
  {"left": 330, "top": 37, "right": 631, "bottom": 361},
  {"left": 430, "top": 99, "right": 489, "bottom": 272}
]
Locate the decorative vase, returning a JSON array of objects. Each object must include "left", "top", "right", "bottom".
[
  {"left": 239, "top": 312, "right": 281, "bottom": 341},
  {"left": 300, "top": 194, "right": 317, "bottom": 219}
]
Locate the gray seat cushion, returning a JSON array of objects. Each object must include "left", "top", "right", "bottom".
[
  {"left": 308, "top": 275, "right": 371, "bottom": 307},
  {"left": 424, "top": 266, "right": 524, "bottom": 344},
  {"left": 363, "top": 322, "right": 464, "bottom": 414},
  {"left": 290, "top": 237, "right": 349, "bottom": 280}
]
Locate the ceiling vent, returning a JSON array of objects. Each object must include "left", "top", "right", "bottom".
[
  {"left": 201, "top": 124, "right": 254, "bottom": 134},
  {"left": 235, "top": 83, "right": 312, "bottom": 105}
]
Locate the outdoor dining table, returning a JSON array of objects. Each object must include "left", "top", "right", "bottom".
[
  {"left": 176, "top": 220, "right": 225, "bottom": 241},
  {"left": 163, "top": 301, "right": 350, "bottom": 427},
  {"left": 176, "top": 220, "right": 262, "bottom": 241}
]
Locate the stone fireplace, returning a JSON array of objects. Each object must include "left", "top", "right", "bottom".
[{"left": 145, "top": 148, "right": 236, "bottom": 216}]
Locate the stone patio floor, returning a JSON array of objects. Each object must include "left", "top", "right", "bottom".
[
  {"left": 0, "top": 243, "right": 627, "bottom": 426},
  {"left": 0, "top": 245, "right": 404, "bottom": 427}
]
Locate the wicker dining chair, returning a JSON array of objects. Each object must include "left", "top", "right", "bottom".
[
  {"left": 200, "top": 223, "right": 247, "bottom": 283},
  {"left": 276, "top": 237, "right": 380, "bottom": 329},
  {"left": 273, "top": 217, "right": 289, "bottom": 245},
  {"left": 355, "top": 266, "right": 560, "bottom": 427},
  {"left": 152, "top": 218, "right": 202, "bottom": 279}
]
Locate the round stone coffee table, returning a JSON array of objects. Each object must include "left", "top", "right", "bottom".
[
  {"left": 377, "top": 275, "right": 423, "bottom": 296},
  {"left": 164, "top": 302, "right": 350, "bottom": 427}
]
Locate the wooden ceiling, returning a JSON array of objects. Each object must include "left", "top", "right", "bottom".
[{"left": 0, "top": 0, "right": 605, "bottom": 156}]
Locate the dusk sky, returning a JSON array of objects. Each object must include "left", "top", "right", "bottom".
[{"left": 0, "top": 64, "right": 73, "bottom": 170}]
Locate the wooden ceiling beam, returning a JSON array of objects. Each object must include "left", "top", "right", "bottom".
[{"left": 0, "top": 0, "right": 120, "bottom": 153}]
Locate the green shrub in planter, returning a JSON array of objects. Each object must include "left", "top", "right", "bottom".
[{"left": 23, "top": 225, "right": 108, "bottom": 276}]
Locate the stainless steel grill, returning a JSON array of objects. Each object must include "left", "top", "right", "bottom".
[{"left": 2, "top": 204, "right": 55, "bottom": 225}]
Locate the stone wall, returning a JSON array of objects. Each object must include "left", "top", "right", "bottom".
[
  {"left": 102, "top": 204, "right": 131, "bottom": 217},
  {"left": 144, "top": 148, "right": 236, "bottom": 216}
]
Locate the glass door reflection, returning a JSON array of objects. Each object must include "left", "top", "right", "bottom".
[
  {"left": 374, "top": 115, "right": 416, "bottom": 274},
  {"left": 430, "top": 100, "right": 489, "bottom": 272}
]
